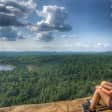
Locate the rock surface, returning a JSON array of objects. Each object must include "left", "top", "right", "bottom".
[{"left": 0, "top": 98, "right": 111, "bottom": 112}]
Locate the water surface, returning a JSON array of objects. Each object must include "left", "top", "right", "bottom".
[{"left": 0, "top": 65, "right": 14, "bottom": 71}]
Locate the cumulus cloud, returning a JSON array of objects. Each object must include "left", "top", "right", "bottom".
[
  {"left": 32, "top": 5, "right": 72, "bottom": 32},
  {"left": 36, "top": 32, "right": 53, "bottom": 42},
  {"left": 0, "top": 0, "right": 36, "bottom": 26},
  {"left": 0, "top": 0, "right": 36, "bottom": 41},
  {"left": 0, "top": 1, "right": 72, "bottom": 42},
  {"left": 0, "top": 27, "right": 24, "bottom": 41}
]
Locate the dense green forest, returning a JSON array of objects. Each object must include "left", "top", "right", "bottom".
[{"left": 0, "top": 53, "right": 112, "bottom": 107}]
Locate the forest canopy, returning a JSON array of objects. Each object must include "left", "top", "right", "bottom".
[{"left": 0, "top": 54, "right": 112, "bottom": 107}]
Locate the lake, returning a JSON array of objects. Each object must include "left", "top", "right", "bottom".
[{"left": 0, "top": 65, "right": 14, "bottom": 71}]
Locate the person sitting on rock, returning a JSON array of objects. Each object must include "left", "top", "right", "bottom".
[{"left": 82, "top": 81, "right": 112, "bottom": 112}]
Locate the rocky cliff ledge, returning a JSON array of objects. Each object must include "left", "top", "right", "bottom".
[{"left": 0, "top": 98, "right": 111, "bottom": 112}]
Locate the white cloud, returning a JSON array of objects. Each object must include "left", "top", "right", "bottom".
[
  {"left": 37, "top": 5, "right": 66, "bottom": 26},
  {"left": 0, "top": 37, "right": 111, "bottom": 52},
  {"left": 31, "top": 5, "right": 72, "bottom": 32},
  {"left": 0, "top": 27, "right": 25, "bottom": 41},
  {"left": 0, "top": 0, "right": 37, "bottom": 41},
  {"left": 94, "top": 42, "right": 109, "bottom": 48},
  {"left": 29, "top": 5, "right": 72, "bottom": 43},
  {"left": 0, "top": 0, "right": 36, "bottom": 26},
  {"left": 0, "top": 2, "right": 72, "bottom": 43},
  {"left": 36, "top": 32, "right": 53, "bottom": 42}
]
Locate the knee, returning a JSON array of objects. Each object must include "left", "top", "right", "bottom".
[
  {"left": 100, "top": 81, "right": 107, "bottom": 87},
  {"left": 95, "top": 85, "right": 103, "bottom": 93},
  {"left": 95, "top": 85, "right": 102, "bottom": 90},
  {"left": 95, "top": 87, "right": 101, "bottom": 93}
]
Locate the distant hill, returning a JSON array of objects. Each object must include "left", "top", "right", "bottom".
[
  {"left": 0, "top": 51, "right": 56, "bottom": 56},
  {"left": 0, "top": 51, "right": 112, "bottom": 57},
  {"left": 0, "top": 98, "right": 111, "bottom": 112}
]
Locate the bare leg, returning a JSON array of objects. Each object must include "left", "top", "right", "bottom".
[
  {"left": 90, "top": 88, "right": 110, "bottom": 110},
  {"left": 98, "top": 89, "right": 110, "bottom": 106},
  {"left": 90, "top": 89, "right": 101, "bottom": 110}
]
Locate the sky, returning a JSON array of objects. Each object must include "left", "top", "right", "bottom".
[{"left": 0, "top": 0, "right": 112, "bottom": 52}]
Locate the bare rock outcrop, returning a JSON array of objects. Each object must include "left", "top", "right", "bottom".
[{"left": 0, "top": 98, "right": 111, "bottom": 112}]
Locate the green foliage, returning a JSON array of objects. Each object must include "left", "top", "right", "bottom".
[{"left": 0, "top": 54, "right": 112, "bottom": 107}]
